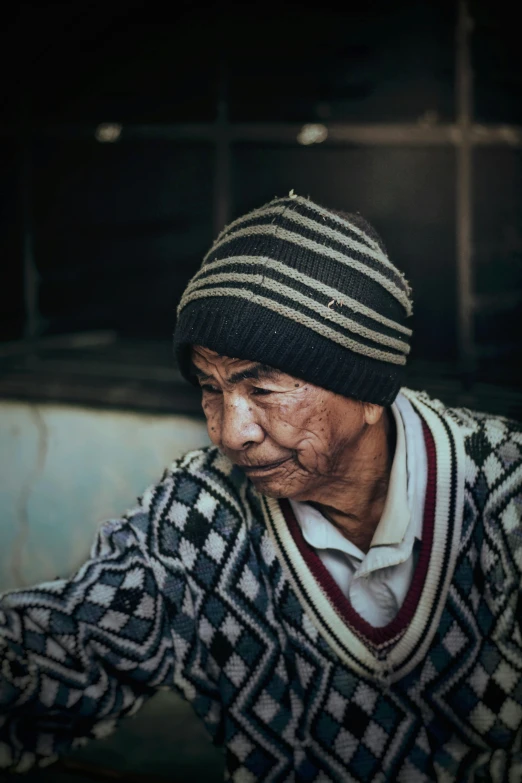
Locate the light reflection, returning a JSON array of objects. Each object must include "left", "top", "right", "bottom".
[
  {"left": 95, "top": 123, "right": 123, "bottom": 143},
  {"left": 297, "top": 123, "right": 328, "bottom": 146}
]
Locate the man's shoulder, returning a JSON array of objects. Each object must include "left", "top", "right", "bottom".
[
  {"left": 167, "top": 445, "right": 249, "bottom": 488},
  {"left": 402, "top": 388, "right": 522, "bottom": 519},
  {"left": 135, "top": 445, "right": 258, "bottom": 533},
  {"left": 108, "top": 446, "right": 261, "bottom": 568},
  {"left": 402, "top": 387, "right": 522, "bottom": 443}
]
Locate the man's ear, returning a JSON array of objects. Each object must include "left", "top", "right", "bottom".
[{"left": 362, "top": 403, "right": 385, "bottom": 426}]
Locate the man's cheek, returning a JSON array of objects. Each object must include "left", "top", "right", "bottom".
[
  {"left": 203, "top": 408, "right": 221, "bottom": 442},
  {"left": 294, "top": 433, "right": 331, "bottom": 470},
  {"left": 268, "top": 420, "right": 304, "bottom": 448},
  {"left": 274, "top": 414, "right": 319, "bottom": 445}
]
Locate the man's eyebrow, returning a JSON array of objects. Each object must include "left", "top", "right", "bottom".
[
  {"left": 227, "top": 363, "right": 279, "bottom": 384},
  {"left": 190, "top": 361, "right": 279, "bottom": 385}
]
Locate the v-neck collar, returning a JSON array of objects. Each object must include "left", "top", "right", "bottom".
[{"left": 261, "top": 389, "right": 465, "bottom": 682}]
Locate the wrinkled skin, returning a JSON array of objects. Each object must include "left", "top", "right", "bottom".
[{"left": 191, "top": 346, "right": 394, "bottom": 551}]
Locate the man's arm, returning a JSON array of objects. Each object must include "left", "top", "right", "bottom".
[{"left": 0, "top": 470, "right": 204, "bottom": 773}]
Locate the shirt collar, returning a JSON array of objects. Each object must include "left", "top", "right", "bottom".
[{"left": 289, "top": 500, "right": 364, "bottom": 559}]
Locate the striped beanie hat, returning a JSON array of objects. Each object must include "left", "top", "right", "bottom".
[{"left": 174, "top": 192, "right": 413, "bottom": 405}]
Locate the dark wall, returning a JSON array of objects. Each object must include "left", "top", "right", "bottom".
[{"left": 1, "top": 0, "right": 520, "bottom": 385}]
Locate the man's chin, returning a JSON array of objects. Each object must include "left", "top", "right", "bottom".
[
  {"left": 247, "top": 475, "right": 298, "bottom": 500},
  {"left": 237, "top": 457, "right": 308, "bottom": 499}
]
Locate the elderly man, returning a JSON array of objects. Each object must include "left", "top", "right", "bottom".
[{"left": 1, "top": 193, "right": 521, "bottom": 782}]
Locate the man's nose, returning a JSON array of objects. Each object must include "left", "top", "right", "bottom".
[{"left": 220, "top": 395, "right": 264, "bottom": 451}]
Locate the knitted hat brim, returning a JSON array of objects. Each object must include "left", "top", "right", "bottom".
[{"left": 174, "top": 297, "right": 404, "bottom": 406}]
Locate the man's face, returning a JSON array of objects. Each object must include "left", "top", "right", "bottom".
[{"left": 191, "top": 345, "right": 377, "bottom": 502}]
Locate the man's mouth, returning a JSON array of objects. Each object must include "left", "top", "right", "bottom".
[{"left": 240, "top": 457, "right": 291, "bottom": 475}]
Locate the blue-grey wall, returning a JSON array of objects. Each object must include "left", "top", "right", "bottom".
[{"left": 0, "top": 401, "right": 209, "bottom": 592}]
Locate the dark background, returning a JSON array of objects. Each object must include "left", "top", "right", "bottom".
[{"left": 0, "top": 0, "right": 521, "bottom": 417}]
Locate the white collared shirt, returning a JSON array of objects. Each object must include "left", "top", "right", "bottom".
[{"left": 289, "top": 393, "right": 427, "bottom": 628}]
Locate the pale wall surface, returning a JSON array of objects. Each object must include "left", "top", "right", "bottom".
[{"left": 0, "top": 401, "right": 209, "bottom": 592}]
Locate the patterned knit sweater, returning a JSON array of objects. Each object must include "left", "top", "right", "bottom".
[{"left": 1, "top": 389, "right": 522, "bottom": 782}]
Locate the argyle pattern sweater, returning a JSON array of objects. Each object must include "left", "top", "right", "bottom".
[{"left": 1, "top": 389, "right": 522, "bottom": 782}]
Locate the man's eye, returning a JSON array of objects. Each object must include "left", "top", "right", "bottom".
[
  {"left": 201, "top": 384, "right": 221, "bottom": 394},
  {"left": 252, "top": 387, "right": 272, "bottom": 396}
]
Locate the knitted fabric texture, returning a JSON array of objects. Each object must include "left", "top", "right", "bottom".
[
  {"left": 1, "top": 390, "right": 522, "bottom": 781},
  {"left": 174, "top": 193, "right": 413, "bottom": 405}
]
